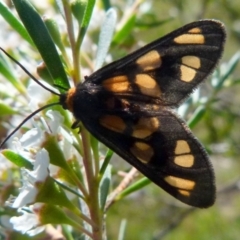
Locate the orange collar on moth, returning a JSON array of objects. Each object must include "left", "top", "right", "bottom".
[{"left": 65, "top": 87, "right": 76, "bottom": 112}]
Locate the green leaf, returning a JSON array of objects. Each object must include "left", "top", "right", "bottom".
[
  {"left": 118, "top": 219, "right": 127, "bottom": 240},
  {"left": 55, "top": 0, "right": 65, "bottom": 18},
  {"left": 188, "top": 105, "right": 206, "bottom": 129},
  {"left": 90, "top": 135, "right": 99, "bottom": 162},
  {"left": 1, "top": 150, "right": 33, "bottom": 170},
  {"left": 95, "top": 8, "right": 117, "bottom": 70},
  {"left": 78, "top": 0, "right": 96, "bottom": 47},
  {"left": 37, "top": 177, "right": 78, "bottom": 212},
  {"left": 44, "top": 17, "right": 66, "bottom": 56},
  {"left": 99, "top": 163, "right": 111, "bottom": 210},
  {"left": 101, "top": 0, "right": 111, "bottom": 10},
  {"left": 212, "top": 52, "right": 240, "bottom": 90},
  {"left": 0, "top": 0, "right": 33, "bottom": 45},
  {"left": 42, "top": 135, "right": 68, "bottom": 169},
  {"left": 99, "top": 149, "right": 113, "bottom": 176},
  {"left": 0, "top": 102, "right": 18, "bottom": 116},
  {"left": 136, "top": 17, "right": 173, "bottom": 29},
  {"left": 0, "top": 51, "right": 26, "bottom": 94},
  {"left": 36, "top": 63, "right": 54, "bottom": 85},
  {"left": 12, "top": 0, "right": 70, "bottom": 91},
  {"left": 116, "top": 177, "right": 151, "bottom": 201},
  {"left": 112, "top": 13, "right": 136, "bottom": 44},
  {"left": 38, "top": 204, "right": 81, "bottom": 228},
  {"left": 71, "top": 0, "right": 87, "bottom": 25}
]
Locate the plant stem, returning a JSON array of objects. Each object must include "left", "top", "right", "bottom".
[{"left": 81, "top": 128, "right": 103, "bottom": 239}]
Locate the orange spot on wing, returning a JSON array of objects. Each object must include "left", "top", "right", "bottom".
[{"left": 103, "top": 76, "right": 130, "bottom": 92}]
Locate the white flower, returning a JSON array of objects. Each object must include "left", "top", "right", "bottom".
[
  {"left": 19, "top": 109, "right": 63, "bottom": 150},
  {"left": 12, "top": 181, "right": 38, "bottom": 208},
  {"left": 10, "top": 208, "right": 44, "bottom": 235},
  {"left": 27, "top": 81, "right": 52, "bottom": 111},
  {"left": 32, "top": 149, "right": 50, "bottom": 180},
  {"left": 12, "top": 149, "right": 50, "bottom": 208},
  {"left": 20, "top": 127, "right": 44, "bottom": 148},
  {"left": 45, "top": 110, "right": 64, "bottom": 135},
  {"left": 10, "top": 211, "right": 38, "bottom": 232}
]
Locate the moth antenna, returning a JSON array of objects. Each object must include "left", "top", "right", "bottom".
[
  {"left": 0, "top": 102, "right": 60, "bottom": 149},
  {"left": 0, "top": 47, "right": 61, "bottom": 96}
]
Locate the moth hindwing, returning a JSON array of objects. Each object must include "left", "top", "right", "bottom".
[{"left": 61, "top": 20, "right": 226, "bottom": 208}]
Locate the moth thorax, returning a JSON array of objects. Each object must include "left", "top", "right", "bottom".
[{"left": 60, "top": 87, "right": 76, "bottom": 112}]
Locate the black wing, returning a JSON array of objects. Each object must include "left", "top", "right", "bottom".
[
  {"left": 86, "top": 20, "right": 226, "bottom": 106},
  {"left": 82, "top": 109, "right": 215, "bottom": 207},
  {"left": 67, "top": 20, "right": 225, "bottom": 207}
]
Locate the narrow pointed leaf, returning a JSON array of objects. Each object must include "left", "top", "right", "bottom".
[{"left": 12, "top": 0, "right": 70, "bottom": 91}]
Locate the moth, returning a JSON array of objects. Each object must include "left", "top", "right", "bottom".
[{"left": 2, "top": 19, "right": 226, "bottom": 208}]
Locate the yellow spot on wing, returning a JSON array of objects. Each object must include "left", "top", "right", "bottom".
[
  {"left": 103, "top": 75, "right": 130, "bottom": 92},
  {"left": 132, "top": 129, "right": 152, "bottom": 139},
  {"left": 132, "top": 117, "right": 160, "bottom": 138},
  {"left": 130, "top": 142, "right": 154, "bottom": 163},
  {"left": 174, "top": 140, "right": 194, "bottom": 167},
  {"left": 178, "top": 189, "right": 191, "bottom": 197},
  {"left": 136, "top": 50, "right": 162, "bottom": 71},
  {"left": 100, "top": 115, "right": 126, "bottom": 133},
  {"left": 164, "top": 176, "right": 195, "bottom": 190},
  {"left": 175, "top": 140, "right": 191, "bottom": 155},
  {"left": 182, "top": 56, "right": 201, "bottom": 69},
  {"left": 174, "top": 34, "right": 204, "bottom": 44},
  {"left": 135, "top": 74, "right": 156, "bottom": 88},
  {"left": 174, "top": 154, "right": 194, "bottom": 168},
  {"left": 180, "top": 65, "right": 196, "bottom": 82},
  {"left": 135, "top": 74, "right": 161, "bottom": 97},
  {"left": 188, "top": 27, "right": 202, "bottom": 34}
]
